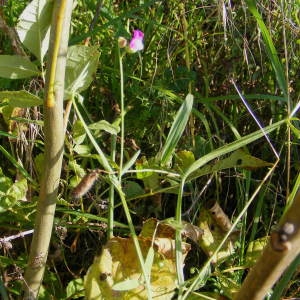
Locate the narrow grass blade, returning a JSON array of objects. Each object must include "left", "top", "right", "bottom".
[
  {"left": 0, "top": 145, "right": 36, "bottom": 185},
  {"left": 246, "top": 0, "right": 287, "bottom": 98},
  {"left": 121, "top": 150, "right": 141, "bottom": 176},
  {"left": 158, "top": 93, "right": 193, "bottom": 165}
]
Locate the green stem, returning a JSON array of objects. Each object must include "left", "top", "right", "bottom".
[
  {"left": 23, "top": 1, "right": 73, "bottom": 298},
  {"left": 73, "top": 100, "right": 152, "bottom": 299},
  {"left": 118, "top": 47, "right": 125, "bottom": 182},
  {"left": 110, "top": 177, "right": 153, "bottom": 299},
  {"left": 176, "top": 179, "right": 185, "bottom": 297},
  {"left": 108, "top": 135, "right": 117, "bottom": 239}
]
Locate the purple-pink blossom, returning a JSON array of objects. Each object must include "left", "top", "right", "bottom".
[{"left": 129, "top": 30, "right": 144, "bottom": 53}]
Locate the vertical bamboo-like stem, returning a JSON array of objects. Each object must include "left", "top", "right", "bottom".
[
  {"left": 23, "top": 1, "right": 73, "bottom": 298},
  {"left": 235, "top": 189, "right": 300, "bottom": 300}
]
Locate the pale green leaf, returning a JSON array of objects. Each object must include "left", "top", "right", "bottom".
[
  {"left": 158, "top": 93, "right": 194, "bottom": 165},
  {"left": 17, "top": 0, "right": 53, "bottom": 61},
  {"left": 0, "top": 55, "right": 40, "bottom": 79},
  {"left": 112, "top": 279, "right": 140, "bottom": 291},
  {"left": 121, "top": 150, "right": 141, "bottom": 176},
  {"left": 88, "top": 120, "right": 120, "bottom": 135},
  {"left": 0, "top": 90, "right": 42, "bottom": 107},
  {"left": 65, "top": 45, "right": 100, "bottom": 98},
  {"left": 66, "top": 278, "right": 85, "bottom": 298},
  {"left": 144, "top": 247, "right": 155, "bottom": 275},
  {"left": 245, "top": 237, "right": 269, "bottom": 267}
]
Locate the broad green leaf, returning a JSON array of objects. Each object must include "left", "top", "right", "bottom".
[
  {"left": 0, "top": 55, "right": 40, "bottom": 79},
  {"left": 246, "top": 0, "right": 287, "bottom": 98},
  {"left": 17, "top": 0, "right": 53, "bottom": 61},
  {"left": 88, "top": 120, "right": 120, "bottom": 135},
  {"left": 65, "top": 45, "right": 100, "bottom": 98},
  {"left": 73, "top": 144, "right": 91, "bottom": 155},
  {"left": 123, "top": 181, "right": 145, "bottom": 199},
  {"left": 135, "top": 157, "right": 155, "bottom": 179},
  {"left": 0, "top": 177, "right": 28, "bottom": 213},
  {"left": 68, "top": 160, "right": 86, "bottom": 178},
  {"left": 158, "top": 93, "right": 193, "bottom": 165},
  {"left": 66, "top": 278, "right": 85, "bottom": 298},
  {"left": 0, "top": 90, "right": 42, "bottom": 107},
  {"left": 215, "top": 274, "right": 240, "bottom": 299}
]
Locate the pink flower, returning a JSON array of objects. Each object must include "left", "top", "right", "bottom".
[{"left": 129, "top": 30, "right": 144, "bottom": 53}]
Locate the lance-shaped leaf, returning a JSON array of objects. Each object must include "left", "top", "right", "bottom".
[
  {"left": 65, "top": 45, "right": 100, "bottom": 99},
  {"left": 246, "top": 0, "right": 287, "bottom": 98},
  {"left": 17, "top": 0, "right": 53, "bottom": 62},
  {"left": 0, "top": 90, "right": 42, "bottom": 107},
  {"left": 158, "top": 93, "right": 193, "bottom": 166},
  {"left": 0, "top": 55, "right": 40, "bottom": 79}
]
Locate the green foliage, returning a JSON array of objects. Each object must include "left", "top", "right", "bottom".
[
  {"left": 0, "top": 55, "right": 40, "bottom": 79},
  {"left": 65, "top": 45, "right": 100, "bottom": 99},
  {"left": 0, "top": 90, "right": 42, "bottom": 107},
  {"left": 16, "top": 0, "right": 53, "bottom": 62},
  {"left": 158, "top": 94, "right": 194, "bottom": 166},
  {"left": 1, "top": 0, "right": 300, "bottom": 299}
]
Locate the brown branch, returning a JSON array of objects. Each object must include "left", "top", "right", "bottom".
[
  {"left": 235, "top": 189, "right": 300, "bottom": 300},
  {"left": 0, "top": 10, "right": 26, "bottom": 56}
]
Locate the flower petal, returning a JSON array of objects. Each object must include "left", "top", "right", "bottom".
[{"left": 129, "top": 29, "right": 144, "bottom": 52}]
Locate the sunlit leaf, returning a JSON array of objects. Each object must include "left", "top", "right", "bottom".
[
  {"left": 245, "top": 237, "right": 269, "bottom": 267},
  {"left": 0, "top": 176, "right": 28, "bottom": 213},
  {"left": 112, "top": 279, "right": 140, "bottom": 291},
  {"left": 158, "top": 93, "right": 194, "bottom": 165},
  {"left": 175, "top": 150, "right": 195, "bottom": 172},
  {"left": 16, "top": 0, "right": 53, "bottom": 61},
  {"left": 65, "top": 45, "right": 100, "bottom": 98},
  {"left": 198, "top": 208, "right": 235, "bottom": 263},
  {"left": 73, "top": 120, "right": 86, "bottom": 145},
  {"left": 0, "top": 90, "right": 42, "bottom": 107},
  {"left": 0, "top": 55, "right": 40, "bottom": 79},
  {"left": 84, "top": 223, "right": 191, "bottom": 299},
  {"left": 88, "top": 120, "right": 120, "bottom": 135},
  {"left": 66, "top": 278, "right": 85, "bottom": 299}
]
